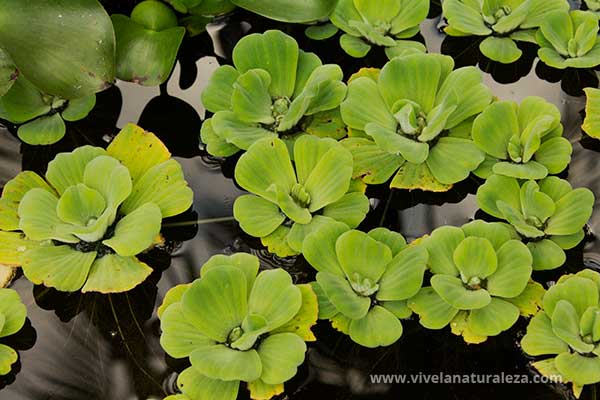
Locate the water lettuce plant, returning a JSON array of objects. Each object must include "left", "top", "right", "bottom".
[
  {"left": 536, "top": 10, "right": 600, "bottom": 69},
  {"left": 0, "top": 124, "right": 193, "bottom": 293},
  {"left": 477, "top": 175, "right": 595, "bottom": 271},
  {"left": 472, "top": 96, "right": 572, "bottom": 179},
  {"left": 443, "top": 0, "right": 569, "bottom": 64},
  {"left": 0, "top": 76, "right": 96, "bottom": 145},
  {"left": 0, "top": 289, "right": 27, "bottom": 375},
  {"left": 583, "top": 87, "right": 600, "bottom": 139},
  {"left": 112, "top": 0, "right": 186, "bottom": 86},
  {"left": 340, "top": 53, "right": 492, "bottom": 191},
  {"left": 233, "top": 136, "right": 369, "bottom": 257},
  {"left": 304, "top": 223, "right": 427, "bottom": 347},
  {"left": 201, "top": 30, "right": 348, "bottom": 157},
  {"left": 521, "top": 269, "right": 600, "bottom": 398},
  {"left": 409, "top": 220, "right": 536, "bottom": 343},
  {"left": 159, "top": 253, "right": 318, "bottom": 400},
  {"left": 164, "top": 0, "right": 236, "bottom": 35},
  {"left": 312, "top": 0, "right": 429, "bottom": 59},
  {"left": 585, "top": 0, "right": 600, "bottom": 14}
]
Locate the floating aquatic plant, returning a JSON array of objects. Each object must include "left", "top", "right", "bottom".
[
  {"left": 409, "top": 220, "right": 538, "bottom": 343},
  {"left": 536, "top": 10, "right": 600, "bottom": 69},
  {"left": 0, "top": 289, "right": 27, "bottom": 375},
  {"left": 307, "top": 0, "right": 428, "bottom": 59},
  {"left": 521, "top": 269, "right": 600, "bottom": 398},
  {"left": 0, "top": 124, "right": 193, "bottom": 293},
  {"left": 443, "top": 0, "right": 569, "bottom": 64},
  {"left": 472, "top": 96, "right": 572, "bottom": 179},
  {"left": 159, "top": 253, "right": 318, "bottom": 400},
  {"left": 477, "top": 175, "right": 595, "bottom": 271},
  {"left": 585, "top": 0, "right": 600, "bottom": 15},
  {"left": 231, "top": 0, "right": 337, "bottom": 23},
  {"left": 583, "top": 87, "right": 600, "bottom": 140},
  {"left": 233, "top": 135, "right": 369, "bottom": 257},
  {"left": 163, "top": 0, "right": 236, "bottom": 35},
  {"left": 340, "top": 53, "right": 492, "bottom": 191},
  {"left": 200, "top": 30, "right": 347, "bottom": 157},
  {"left": 112, "top": 0, "right": 186, "bottom": 86},
  {"left": 304, "top": 223, "right": 427, "bottom": 347}
]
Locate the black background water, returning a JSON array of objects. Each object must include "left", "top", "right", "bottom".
[{"left": 0, "top": 1, "right": 599, "bottom": 399}]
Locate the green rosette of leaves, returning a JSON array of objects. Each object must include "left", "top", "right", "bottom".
[
  {"left": 472, "top": 96, "right": 572, "bottom": 180},
  {"left": 112, "top": 0, "right": 186, "bottom": 86},
  {"left": 200, "top": 30, "right": 348, "bottom": 157},
  {"left": 233, "top": 135, "right": 369, "bottom": 257},
  {"left": 0, "top": 75, "right": 96, "bottom": 145},
  {"left": 583, "top": 87, "right": 600, "bottom": 140},
  {"left": 443, "top": 0, "right": 569, "bottom": 64},
  {"left": 521, "top": 269, "right": 600, "bottom": 398},
  {"left": 536, "top": 10, "right": 600, "bottom": 69},
  {"left": 309, "top": 0, "right": 429, "bottom": 59},
  {"left": 477, "top": 175, "right": 595, "bottom": 271},
  {"left": 340, "top": 53, "right": 492, "bottom": 192},
  {"left": 409, "top": 221, "right": 538, "bottom": 343},
  {"left": 585, "top": 0, "right": 600, "bottom": 15},
  {"left": 0, "top": 289, "right": 26, "bottom": 376},
  {"left": 0, "top": 124, "right": 193, "bottom": 293},
  {"left": 304, "top": 223, "right": 427, "bottom": 348},
  {"left": 158, "top": 253, "right": 318, "bottom": 400}
]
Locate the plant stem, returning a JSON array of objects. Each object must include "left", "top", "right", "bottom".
[
  {"left": 379, "top": 189, "right": 395, "bottom": 226},
  {"left": 162, "top": 216, "right": 235, "bottom": 227}
]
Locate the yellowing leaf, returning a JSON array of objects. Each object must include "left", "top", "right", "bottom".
[
  {"left": 449, "top": 311, "right": 487, "bottom": 344},
  {"left": 272, "top": 284, "right": 319, "bottom": 341}
]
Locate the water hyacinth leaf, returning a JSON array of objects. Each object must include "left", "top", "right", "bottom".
[
  {"left": 120, "top": 159, "right": 193, "bottom": 218},
  {"left": 61, "top": 95, "right": 96, "bottom": 122},
  {"left": 409, "top": 287, "right": 459, "bottom": 329},
  {"left": 201, "top": 66, "right": 240, "bottom": 113},
  {"left": 467, "top": 298, "right": 520, "bottom": 337},
  {"left": 103, "top": 202, "right": 162, "bottom": 256},
  {"left": 17, "top": 114, "right": 66, "bottom": 146},
  {"left": 486, "top": 240, "right": 532, "bottom": 298},
  {"left": 555, "top": 353, "right": 600, "bottom": 385},
  {"left": 305, "top": 23, "right": 339, "bottom": 40},
  {"left": 453, "top": 237, "right": 497, "bottom": 280},
  {"left": 0, "top": 0, "right": 115, "bottom": 99},
  {"left": 182, "top": 266, "right": 248, "bottom": 342},
  {"left": 0, "top": 344, "right": 17, "bottom": 376},
  {"left": 521, "top": 312, "right": 569, "bottom": 355},
  {"left": 235, "top": 138, "right": 296, "bottom": 203},
  {"left": 551, "top": 300, "right": 595, "bottom": 353},
  {"left": 81, "top": 254, "right": 152, "bottom": 293},
  {"left": 423, "top": 226, "right": 464, "bottom": 276},
  {"left": 545, "top": 188, "right": 595, "bottom": 235},
  {"left": 231, "top": 0, "right": 336, "bottom": 23},
  {"left": 336, "top": 230, "right": 392, "bottom": 283},
  {"left": 473, "top": 101, "right": 518, "bottom": 159},
  {"left": 106, "top": 124, "right": 171, "bottom": 182},
  {"left": 368, "top": 227, "right": 407, "bottom": 256},
  {"left": 18, "top": 189, "right": 78, "bottom": 243},
  {"left": 316, "top": 271, "right": 370, "bottom": 320},
  {"left": 476, "top": 174, "right": 522, "bottom": 218},
  {"left": 231, "top": 69, "right": 274, "bottom": 124},
  {"left": 461, "top": 220, "right": 517, "bottom": 251},
  {"left": 348, "top": 305, "right": 403, "bottom": 348},
  {"left": 431, "top": 275, "right": 491, "bottom": 310},
  {"left": 426, "top": 137, "right": 484, "bottom": 184},
  {"left": 0, "top": 289, "right": 26, "bottom": 337},
  {"left": 190, "top": 344, "right": 261, "bottom": 382},
  {"left": 177, "top": 367, "right": 239, "bottom": 400},
  {"left": 21, "top": 245, "right": 96, "bottom": 292},
  {"left": 377, "top": 245, "right": 427, "bottom": 301},
  {"left": 272, "top": 284, "right": 319, "bottom": 341},
  {"left": 233, "top": 195, "right": 284, "bottom": 238},
  {"left": 340, "top": 34, "right": 372, "bottom": 58},
  {"left": 160, "top": 302, "right": 214, "bottom": 358},
  {"left": 157, "top": 283, "right": 191, "bottom": 319},
  {"left": 0, "top": 171, "right": 54, "bottom": 231},
  {"left": 302, "top": 221, "right": 348, "bottom": 276},
  {"left": 248, "top": 269, "right": 302, "bottom": 330},
  {"left": 479, "top": 37, "right": 522, "bottom": 64},
  {"left": 583, "top": 87, "right": 600, "bottom": 139},
  {"left": 256, "top": 333, "right": 306, "bottom": 384}
]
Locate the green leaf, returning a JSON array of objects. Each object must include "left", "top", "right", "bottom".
[
  {"left": 539, "top": 176, "right": 573, "bottom": 202},
  {"left": 322, "top": 192, "right": 369, "bottom": 228},
  {"left": 120, "top": 159, "right": 193, "bottom": 218},
  {"left": 311, "top": 281, "right": 339, "bottom": 319},
  {"left": 384, "top": 40, "right": 427, "bottom": 60},
  {"left": 0, "top": 76, "right": 50, "bottom": 124},
  {"left": 409, "top": 287, "right": 459, "bottom": 329},
  {"left": 305, "top": 23, "right": 338, "bottom": 40},
  {"left": 336, "top": 230, "right": 392, "bottom": 283},
  {"left": 519, "top": 180, "right": 555, "bottom": 224},
  {"left": 341, "top": 137, "right": 404, "bottom": 184},
  {"left": 390, "top": 161, "right": 452, "bottom": 192},
  {"left": 583, "top": 87, "right": 600, "bottom": 139},
  {"left": 261, "top": 226, "right": 297, "bottom": 257},
  {"left": 535, "top": 137, "right": 572, "bottom": 174},
  {"left": 0, "top": 289, "right": 26, "bottom": 337},
  {"left": 368, "top": 227, "right": 407, "bottom": 256},
  {"left": 479, "top": 36, "right": 523, "bottom": 63},
  {"left": 182, "top": 265, "right": 248, "bottom": 342},
  {"left": 486, "top": 240, "right": 532, "bottom": 298},
  {"left": 366, "top": 123, "right": 429, "bottom": 164},
  {"left": 348, "top": 305, "right": 403, "bottom": 348},
  {"left": 316, "top": 271, "right": 370, "bottom": 320},
  {"left": 230, "top": 69, "right": 274, "bottom": 124},
  {"left": 256, "top": 333, "right": 306, "bottom": 384},
  {"left": 339, "top": 34, "right": 372, "bottom": 58},
  {"left": 302, "top": 220, "right": 348, "bottom": 276},
  {"left": 81, "top": 254, "right": 152, "bottom": 293},
  {"left": 551, "top": 300, "right": 594, "bottom": 353},
  {"left": 157, "top": 283, "right": 191, "bottom": 319},
  {"left": 467, "top": 298, "right": 520, "bottom": 337},
  {"left": 390, "top": 0, "right": 430, "bottom": 35},
  {"left": 545, "top": 188, "right": 595, "bottom": 236},
  {"left": 273, "top": 185, "right": 311, "bottom": 225},
  {"left": 18, "top": 189, "right": 78, "bottom": 243},
  {"left": 102, "top": 202, "right": 162, "bottom": 257},
  {"left": 492, "top": 160, "right": 548, "bottom": 179},
  {"left": 61, "top": 95, "right": 96, "bottom": 122},
  {"left": 443, "top": 0, "right": 492, "bottom": 35},
  {"left": 453, "top": 237, "right": 497, "bottom": 280},
  {"left": 56, "top": 183, "right": 105, "bottom": 226},
  {"left": 0, "top": 232, "right": 39, "bottom": 266},
  {"left": 190, "top": 344, "right": 262, "bottom": 382},
  {"left": 201, "top": 253, "right": 259, "bottom": 295},
  {"left": 201, "top": 65, "right": 240, "bottom": 113},
  {"left": 431, "top": 275, "right": 491, "bottom": 310},
  {"left": 555, "top": 352, "right": 600, "bottom": 385},
  {"left": 476, "top": 174, "right": 522, "bottom": 219},
  {"left": 160, "top": 302, "right": 214, "bottom": 359},
  {"left": 0, "top": 343, "right": 17, "bottom": 376},
  {"left": 497, "top": 200, "right": 545, "bottom": 238},
  {"left": 461, "top": 220, "right": 517, "bottom": 250},
  {"left": 422, "top": 226, "right": 464, "bottom": 275},
  {"left": 0, "top": 0, "right": 115, "bottom": 99},
  {"left": 341, "top": 77, "right": 395, "bottom": 131},
  {"left": 22, "top": 245, "right": 96, "bottom": 292},
  {"left": 231, "top": 0, "right": 336, "bottom": 23},
  {"left": 177, "top": 367, "right": 239, "bottom": 400},
  {"left": 235, "top": 137, "right": 296, "bottom": 203},
  {"left": 426, "top": 137, "right": 484, "bottom": 185},
  {"left": 0, "top": 48, "right": 17, "bottom": 97},
  {"left": 271, "top": 284, "right": 319, "bottom": 341},
  {"left": 200, "top": 118, "right": 240, "bottom": 157},
  {"left": 17, "top": 114, "right": 66, "bottom": 146},
  {"left": 473, "top": 101, "right": 518, "bottom": 159},
  {"left": 539, "top": 11, "right": 573, "bottom": 56},
  {"left": 543, "top": 276, "right": 599, "bottom": 319},
  {"left": 506, "top": 281, "right": 545, "bottom": 316},
  {"left": 550, "top": 230, "right": 585, "bottom": 250},
  {"left": 377, "top": 245, "right": 427, "bottom": 301},
  {"left": 521, "top": 311, "right": 569, "bottom": 356},
  {"left": 233, "top": 195, "right": 284, "bottom": 238}
]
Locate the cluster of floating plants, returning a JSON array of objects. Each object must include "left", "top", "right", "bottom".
[{"left": 0, "top": 0, "right": 600, "bottom": 399}]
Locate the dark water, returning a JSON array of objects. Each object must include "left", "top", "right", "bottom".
[{"left": 1, "top": 3, "right": 600, "bottom": 399}]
